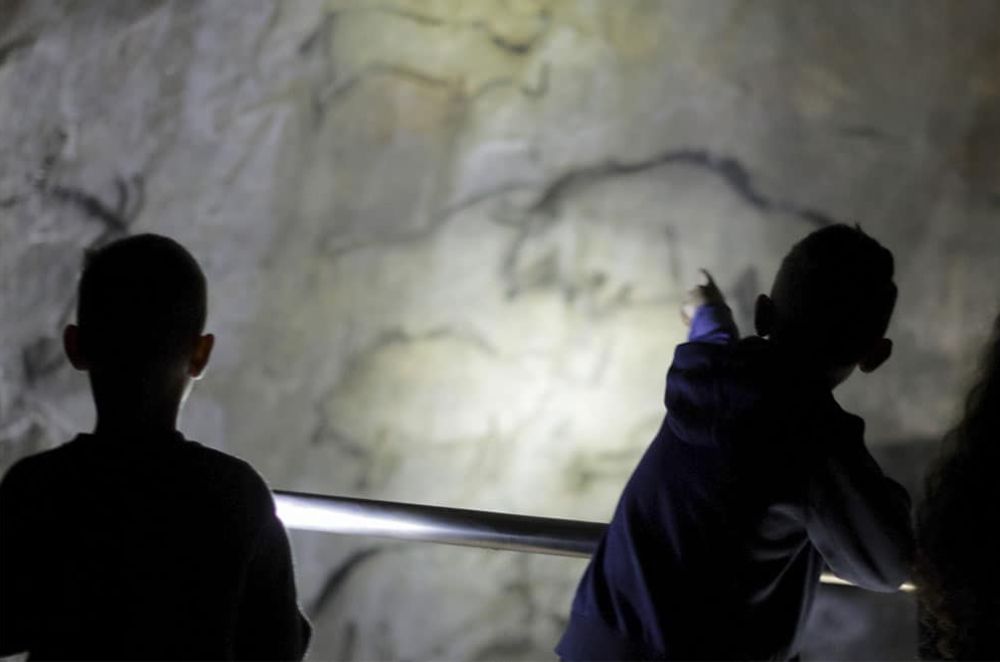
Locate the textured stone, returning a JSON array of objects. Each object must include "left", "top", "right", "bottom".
[{"left": 3, "top": 1, "right": 1000, "bottom": 659}]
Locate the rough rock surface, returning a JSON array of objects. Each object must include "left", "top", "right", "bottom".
[{"left": 2, "top": 1, "right": 999, "bottom": 659}]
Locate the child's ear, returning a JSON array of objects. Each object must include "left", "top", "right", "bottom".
[
  {"left": 188, "top": 334, "right": 215, "bottom": 380},
  {"left": 859, "top": 337, "right": 893, "bottom": 374},
  {"left": 63, "top": 324, "right": 89, "bottom": 371},
  {"left": 754, "top": 294, "right": 776, "bottom": 337}
]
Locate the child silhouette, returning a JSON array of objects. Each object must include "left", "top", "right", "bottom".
[
  {"left": 558, "top": 225, "right": 914, "bottom": 660},
  {"left": 0, "top": 234, "right": 310, "bottom": 660}
]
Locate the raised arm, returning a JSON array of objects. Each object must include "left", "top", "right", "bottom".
[{"left": 681, "top": 270, "right": 739, "bottom": 344}]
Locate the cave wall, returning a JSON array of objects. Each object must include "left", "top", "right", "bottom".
[{"left": 2, "top": 1, "right": 1000, "bottom": 659}]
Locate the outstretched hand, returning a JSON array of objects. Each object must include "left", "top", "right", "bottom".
[{"left": 681, "top": 269, "right": 727, "bottom": 327}]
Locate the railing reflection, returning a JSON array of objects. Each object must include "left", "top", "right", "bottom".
[{"left": 274, "top": 490, "right": 916, "bottom": 593}]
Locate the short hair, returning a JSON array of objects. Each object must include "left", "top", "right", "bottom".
[
  {"left": 76, "top": 234, "right": 207, "bottom": 369},
  {"left": 771, "top": 224, "right": 896, "bottom": 367}
]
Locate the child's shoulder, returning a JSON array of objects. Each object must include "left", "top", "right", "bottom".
[
  {"left": 176, "top": 440, "right": 275, "bottom": 502},
  {"left": 3, "top": 437, "right": 79, "bottom": 478},
  {"left": 0, "top": 440, "right": 81, "bottom": 504}
]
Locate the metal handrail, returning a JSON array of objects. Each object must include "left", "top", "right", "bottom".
[{"left": 274, "top": 490, "right": 916, "bottom": 593}]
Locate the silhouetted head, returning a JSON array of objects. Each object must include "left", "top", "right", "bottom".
[
  {"left": 754, "top": 224, "right": 897, "bottom": 387},
  {"left": 64, "top": 234, "right": 214, "bottom": 419}
]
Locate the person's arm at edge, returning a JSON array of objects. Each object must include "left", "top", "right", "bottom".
[
  {"left": 805, "top": 417, "right": 914, "bottom": 592},
  {"left": 0, "top": 463, "right": 31, "bottom": 656}
]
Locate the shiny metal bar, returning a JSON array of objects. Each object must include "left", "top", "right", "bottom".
[
  {"left": 274, "top": 490, "right": 915, "bottom": 592},
  {"left": 274, "top": 490, "right": 604, "bottom": 557}
]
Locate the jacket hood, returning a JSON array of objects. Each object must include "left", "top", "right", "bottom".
[{"left": 664, "top": 336, "right": 815, "bottom": 447}]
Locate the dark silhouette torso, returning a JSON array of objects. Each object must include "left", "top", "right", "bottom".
[{"left": 0, "top": 431, "right": 309, "bottom": 660}]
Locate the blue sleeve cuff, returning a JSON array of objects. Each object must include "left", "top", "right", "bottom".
[{"left": 689, "top": 304, "right": 739, "bottom": 344}]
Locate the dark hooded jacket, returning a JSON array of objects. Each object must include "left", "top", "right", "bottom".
[{"left": 556, "top": 305, "right": 913, "bottom": 660}]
